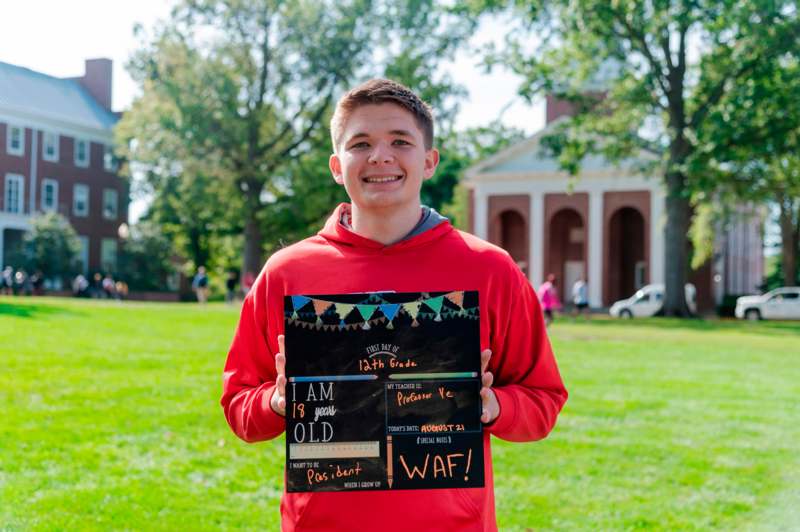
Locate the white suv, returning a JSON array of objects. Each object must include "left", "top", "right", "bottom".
[
  {"left": 609, "top": 283, "right": 697, "bottom": 318},
  {"left": 735, "top": 287, "right": 800, "bottom": 320}
]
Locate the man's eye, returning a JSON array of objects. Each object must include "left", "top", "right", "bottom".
[
  {"left": 350, "top": 142, "right": 369, "bottom": 149},
  {"left": 393, "top": 139, "right": 411, "bottom": 145}
]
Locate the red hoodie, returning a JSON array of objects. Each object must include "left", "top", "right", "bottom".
[{"left": 222, "top": 204, "right": 568, "bottom": 531}]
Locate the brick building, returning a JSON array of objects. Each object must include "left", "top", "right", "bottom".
[
  {"left": 465, "top": 96, "right": 764, "bottom": 312},
  {"left": 0, "top": 58, "right": 126, "bottom": 276}
]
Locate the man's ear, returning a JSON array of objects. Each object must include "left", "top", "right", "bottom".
[
  {"left": 423, "top": 148, "right": 440, "bottom": 181},
  {"left": 329, "top": 153, "right": 344, "bottom": 185}
]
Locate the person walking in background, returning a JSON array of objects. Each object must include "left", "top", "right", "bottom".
[
  {"left": 192, "top": 266, "right": 209, "bottom": 304},
  {"left": 225, "top": 271, "right": 238, "bottom": 304},
  {"left": 14, "top": 270, "right": 30, "bottom": 296},
  {"left": 538, "top": 273, "right": 562, "bottom": 327},
  {"left": 115, "top": 280, "right": 128, "bottom": 300},
  {"left": 91, "top": 273, "right": 103, "bottom": 298},
  {"left": 572, "top": 277, "right": 590, "bottom": 319},
  {"left": 31, "top": 271, "right": 45, "bottom": 296},
  {"left": 1, "top": 266, "right": 13, "bottom": 295},
  {"left": 72, "top": 274, "right": 89, "bottom": 297},
  {"left": 102, "top": 274, "right": 117, "bottom": 299}
]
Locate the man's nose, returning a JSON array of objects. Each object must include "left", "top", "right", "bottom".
[{"left": 368, "top": 142, "right": 394, "bottom": 164}]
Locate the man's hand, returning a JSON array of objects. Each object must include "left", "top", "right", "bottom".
[
  {"left": 270, "top": 334, "right": 287, "bottom": 416},
  {"left": 480, "top": 348, "right": 500, "bottom": 424}
]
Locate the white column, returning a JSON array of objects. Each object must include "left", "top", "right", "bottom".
[
  {"left": 474, "top": 188, "right": 488, "bottom": 241},
  {"left": 530, "top": 192, "right": 544, "bottom": 287},
  {"left": 29, "top": 130, "right": 38, "bottom": 214},
  {"left": 650, "top": 187, "right": 665, "bottom": 284},
  {"left": 588, "top": 190, "right": 603, "bottom": 307}
]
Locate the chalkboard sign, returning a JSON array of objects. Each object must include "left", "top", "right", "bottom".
[{"left": 284, "top": 291, "right": 484, "bottom": 492}]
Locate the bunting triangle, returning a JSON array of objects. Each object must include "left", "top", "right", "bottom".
[
  {"left": 402, "top": 301, "right": 422, "bottom": 321},
  {"left": 445, "top": 291, "right": 464, "bottom": 309},
  {"left": 380, "top": 304, "right": 400, "bottom": 321},
  {"left": 313, "top": 299, "right": 333, "bottom": 317},
  {"left": 336, "top": 303, "right": 355, "bottom": 320},
  {"left": 356, "top": 304, "right": 378, "bottom": 321},
  {"left": 425, "top": 296, "right": 444, "bottom": 314},
  {"left": 291, "top": 295, "right": 311, "bottom": 312}
]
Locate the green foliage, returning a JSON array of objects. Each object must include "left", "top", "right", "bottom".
[
  {"left": 267, "top": 131, "right": 350, "bottom": 253},
  {"left": 429, "top": 122, "right": 526, "bottom": 226},
  {"left": 376, "top": 0, "right": 475, "bottom": 131},
  {"left": 117, "top": 0, "right": 376, "bottom": 274},
  {"left": 118, "top": 221, "right": 178, "bottom": 291},
  {"left": 692, "top": 53, "right": 800, "bottom": 286},
  {"left": 119, "top": 0, "right": 478, "bottom": 274},
  {"left": 22, "top": 212, "right": 81, "bottom": 280},
  {"left": 762, "top": 253, "right": 800, "bottom": 291},
  {"left": 474, "top": 0, "right": 800, "bottom": 315},
  {"left": 688, "top": 202, "right": 716, "bottom": 271}
]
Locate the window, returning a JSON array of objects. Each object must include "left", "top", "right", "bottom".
[
  {"left": 74, "top": 139, "right": 89, "bottom": 167},
  {"left": 41, "top": 179, "right": 58, "bottom": 212},
  {"left": 73, "top": 184, "right": 89, "bottom": 217},
  {"left": 775, "top": 292, "right": 800, "bottom": 301},
  {"left": 103, "top": 145, "right": 118, "bottom": 172},
  {"left": 4, "top": 174, "right": 25, "bottom": 213},
  {"left": 101, "top": 238, "right": 117, "bottom": 272},
  {"left": 6, "top": 124, "right": 24, "bottom": 156},
  {"left": 77, "top": 236, "right": 89, "bottom": 274},
  {"left": 103, "top": 189, "right": 118, "bottom": 219},
  {"left": 43, "top": 131, "right": 59, "bottom": 162}
]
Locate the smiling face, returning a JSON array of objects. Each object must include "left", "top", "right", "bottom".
[{"left": 329, "top": 103, "right": 439, "bottom": 215}]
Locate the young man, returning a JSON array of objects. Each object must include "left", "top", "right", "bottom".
[{"left": 221, "top": 79, "right": 567, "bottom": 531}]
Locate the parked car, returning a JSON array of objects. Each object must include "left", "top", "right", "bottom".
[
  {"left": 609, "top": 283, "right": 697, "bottom": 318},
  {"left": 735, "top": 287, "right": 800, "bottom": 320}
]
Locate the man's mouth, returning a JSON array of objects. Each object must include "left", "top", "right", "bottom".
[{"left": 362, "top": 175, "right": 403, "bottom": 183}]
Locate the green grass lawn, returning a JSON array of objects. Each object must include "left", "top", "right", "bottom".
[{"left": 1, "top": 297, "right": 798, "bottom": 530}]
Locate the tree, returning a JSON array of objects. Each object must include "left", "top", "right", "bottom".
[
  {"left": 432, "top": 121, "right": 526, "bottom": 226},
  {"left": 117, "top": 0, "right": 375, "bottom": 276},
  {"left": 22, "top": 212, "right": 81, "bottom": 282},
  {"left": 118, "top": 221, "right": 178, "bottom": 291},
  {"left": 119, "top": 0, "right": 480, "bottom": 273},
  {"left": 692, "top": 53, "right": 800, "bottom": 287},
  {"left": 475, "top": 1, "right": 800, "bottom": 315}
]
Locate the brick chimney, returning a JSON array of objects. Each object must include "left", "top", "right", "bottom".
[
  {"left": 545, "top": 92, "right": 606, "bottom": 125},
  {"left": 76, "top": 58, "right": 113, "bottom": 110},
  {"left": 545, "top": 94, "right": 578, "bottom": 125}
]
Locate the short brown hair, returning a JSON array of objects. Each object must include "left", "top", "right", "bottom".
[{"left": 330, "top": 78, "right": 435, "bottom": 152}]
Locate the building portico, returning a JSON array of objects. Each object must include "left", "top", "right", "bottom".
[{"left": 469, "top": 169, "right": 665, "bottom": 308}]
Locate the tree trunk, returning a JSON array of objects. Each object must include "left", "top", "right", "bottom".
[
  {"left": 243, "top": 212, "right": 263, "bottom": 278},
  {"left": 189, "top": 227, "right": 208, "bottom": 270},
  {"left": 663, "top": 171, "right": 691, "bottom": 316},
  {"left": 779, "top": 194, "right": 799, "bottom": 286}
]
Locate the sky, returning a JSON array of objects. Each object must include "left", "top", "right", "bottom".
[{"left": 0, "top": 1, "right": 545, "bottom": 132}]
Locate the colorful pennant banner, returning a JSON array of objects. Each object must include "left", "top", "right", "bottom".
[{"left": 285, "top": 291, "right": 475, "bottom": 330}]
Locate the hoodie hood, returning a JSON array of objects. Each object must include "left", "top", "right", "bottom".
[{"left": 317, "top": 203, "right": 453, "bottom": 252}]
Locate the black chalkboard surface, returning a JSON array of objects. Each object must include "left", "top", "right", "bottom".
[{"left": 284, "top": 291, "right": 484, "bottom": 492}]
